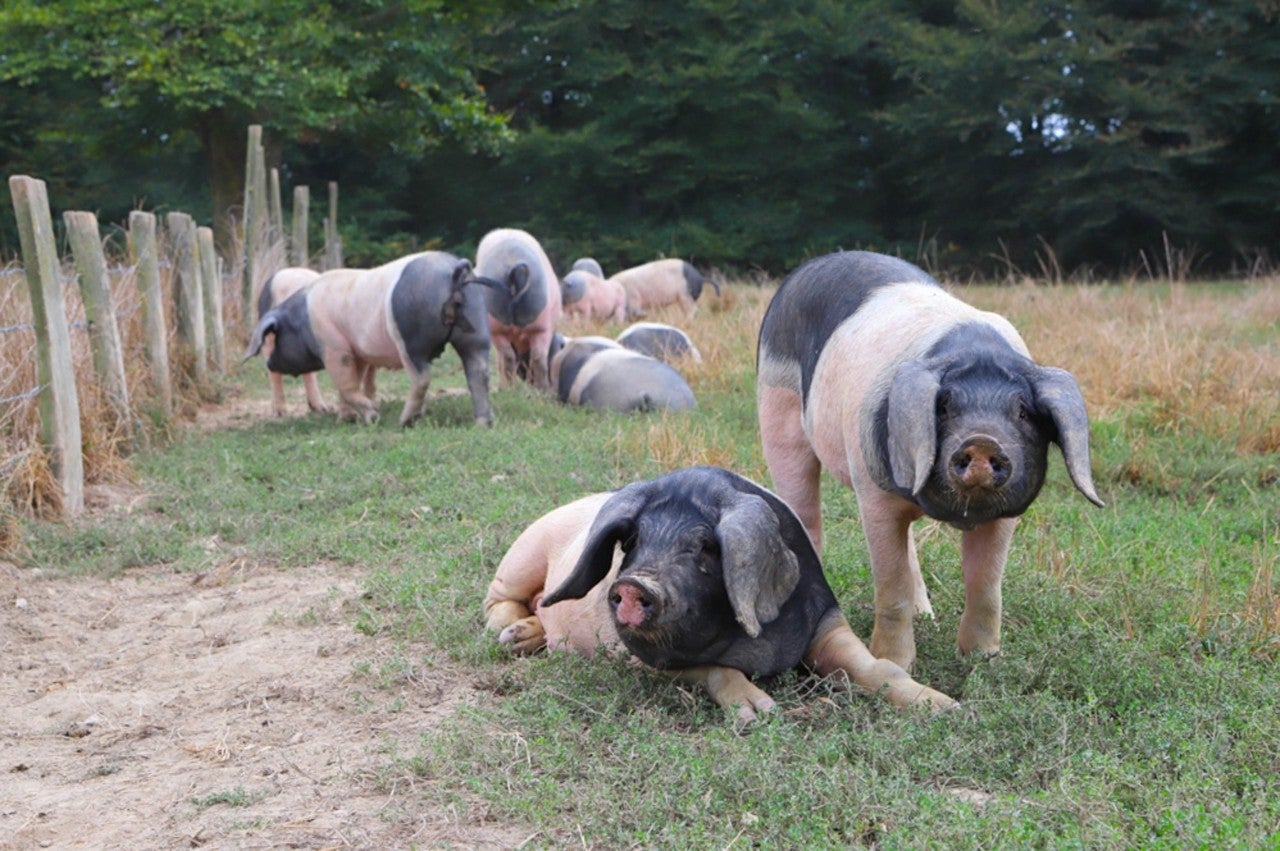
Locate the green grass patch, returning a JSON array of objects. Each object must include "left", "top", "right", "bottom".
[{"left": 14, "top": 283, "right": 1280, "bottom": 846}]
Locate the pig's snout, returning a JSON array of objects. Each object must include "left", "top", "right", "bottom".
[
  {"left": 610, "top": 578, "right": 660, "bottom": 629},
  {"left": 948, "top": 435, "right": 1011, "bottom": 492}
]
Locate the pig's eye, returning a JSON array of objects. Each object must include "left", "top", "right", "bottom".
[
  {"left": 620, "top": 533, "right": 637, "bottom": 553},
  {"left": 936, "top": 390, "right": 952, "bottom": 418},
  {"left": 699, "top": 539, "right": 719, "bottom": 571}
]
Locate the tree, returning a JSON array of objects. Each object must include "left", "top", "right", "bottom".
[
  {"left": 868, "top": 0, "right": 1280, "bottom": 273},
  {"left": 0, "top": 0, "right": 511, "bottom": 251}
]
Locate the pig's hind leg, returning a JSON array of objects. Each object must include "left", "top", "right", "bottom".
[
  {"left": 805, "top": 610, "right": 957, "bottom": 713},
  {"left": 758, "top": 384, "right": 824, "bottom": 552}
]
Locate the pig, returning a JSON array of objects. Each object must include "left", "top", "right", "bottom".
[
  {"left": 475, "top": 228, "right": 563, "bottom": 391},
  {"left": 561, "top": 269, "right": 628, "bottom": 324},
  {"left": 617, "top": 321, "right": 702, "bottom": 363},
  {"left": 757, "top": 250, "right": 1104, "bottom": 672},
  {"left": 244, "top": 251, "right": 496, "bottom": 427},
  {"left": 571, "top": 257, "right": 605, "bottom": 278},
  {"left": 608, "top": 258, "right": 719, "bottom": 317},
  {"left": 550, "top": 336, "right": 696, "bottom": 413},
  {"left": 255, "top": 267, "right": 328, "bottom": 416},
  {"left": 484, "top": 466, "right": 958, "bottom": 721}
]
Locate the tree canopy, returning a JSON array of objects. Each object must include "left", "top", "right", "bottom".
[{"left": 2, "top": 0, "right": 1277, "bottom": 276}]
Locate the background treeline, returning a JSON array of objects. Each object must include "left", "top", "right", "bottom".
[{"left": 2, "top": 0, "right": 1277, "bottom": 277}]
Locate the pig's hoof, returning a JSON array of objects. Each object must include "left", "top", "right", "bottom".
[{"left": 498, "top": 617, "right": 546, "bottom": 655}]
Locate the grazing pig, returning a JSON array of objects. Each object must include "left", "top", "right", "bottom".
[
  {"left": 484, "top": 466, "right": 957, "bottom": 721},
  {"left": 475, "top": 228, "right": 562, "bottom": 391},
  {"left": 757, "top": 250, "right": 1104, "bottom": 672},
  {"left": 550, "top": 336, "right": 696, "bottom": 413},
  {"left": 561, "top": 269, "right": 628, "bottom": 324},
  {"left": 571, "top": 257, "right": 605, "bottom": 278},
  {"left": 255, "top": 267, "right": 327, "bottom": 416},
  {"left": 609, "top": 258, "right": 719, "bottom": 317},
  {"left": 244, "top": 251, "right": 496, "bottom": 427},
  {"left": 617, "top": 322, "right": 702, "bottom": 363}
]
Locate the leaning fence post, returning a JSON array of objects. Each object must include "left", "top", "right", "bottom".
[
  {"left": 290, "top": 185, "right": 310, "bottom": 267},
  {"left": 64, "top": 210, "right": 132, "bottom": 429},
  {"left": 198, "top": 225, "right": 226, "bottom": 373},
  {"left": 269, "top": 167, "right": 284, "bottom": 250},
  {"left": 9, "top": 175, "right": 84, "bottom": 516},
  {"left": 128, "top": 210, "right": 173, "bottom": 419},
  {"left": 166, "top": 211, "right": 208, "bottom": 391}
]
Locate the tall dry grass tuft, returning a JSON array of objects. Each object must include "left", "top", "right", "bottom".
[
  {"left": 967, "top": 280, "right": 1280, "bottom": 456},
  {"left": 1, "top": 222, "right": 254, "bottom": 539}
]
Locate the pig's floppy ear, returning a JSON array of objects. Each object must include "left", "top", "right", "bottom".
[
  {"left": 886, "top": 359, "right": 941, "bottom": 496},
  {"left": 716, "top": 493, "right": 800, "bottom": 639},
  {"left": 540, "top": 485, "right": 649, "bottom": 606},
  {"left": 242, "top": 310, "right": 280, "bottom": 363},
  {"left": 1031, "top": 366, "right": 1105, "bottom": 507}
]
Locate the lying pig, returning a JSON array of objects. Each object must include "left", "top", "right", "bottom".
[
  {"left": 617, "top": 322, "right": 702, "bottom": 363},
  {"left": 475, "top": 228, "right": 562, "bottom": 391},
  {"left": 485, "top": 466, "right": 957, "bottom": 721},
  {"left": 256, "top": 267, "right": 327, "bottom": 416},
  {"left": 244, "top": 251, "right": 496, "bottom": 427},
  {"left": 758, "top": 250, "right": 1104, "bottom": 672},
  {"left": 561, "top": 269, "right": 627, "bottom": 323},
  {"left": 550, "top": 336, "right": 696, "bottom": 413},
  {"left": 609, "top": 258, "right": 719, "bottom": 317}
]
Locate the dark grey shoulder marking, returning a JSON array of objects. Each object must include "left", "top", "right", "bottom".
[
  {"left": 390, "top": 254, "right": 450, "bottom": 372},
  {"left": 757, "top": 251, "right": 937, "bottom": 401}
]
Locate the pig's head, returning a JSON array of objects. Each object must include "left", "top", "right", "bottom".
[
  {"left": 881, "top": 324, "right": 1104, "bottom": 529},
  {"left": 540, "top": 468, "right": 803, "bottom": 670}
]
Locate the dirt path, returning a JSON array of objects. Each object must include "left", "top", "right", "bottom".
[{"left": 1, "top": 555, "right": 524, "bottom": 849}]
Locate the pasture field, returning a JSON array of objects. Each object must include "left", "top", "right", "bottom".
[{"left": 6, "top": 279, "right": 1280, "bottom": 847}]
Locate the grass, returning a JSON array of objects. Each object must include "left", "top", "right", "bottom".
[{"left": 7, "top": 277, "right": 1280, "bottom": 847}]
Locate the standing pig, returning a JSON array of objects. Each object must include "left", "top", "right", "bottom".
[
  {"left": 550, "top": 336, "right": 696, "bottom": 413},
  {"left": 475, "top": 228, "right": 562, "bottom": 391},
  {"left": 244, "top": 251, "right": 496, "bottom": 427},
  {"left": 757, "top": 250, "right": 1104, "bottom": 671},
  {"left": 485, "top": 466, "right": 957, "bottom": 721},
  {"left": 609, "top": 258, "right": 719, "bottom": 317},
  {"left": 561, "top": 269, "right": 628, "bottom": 324},
  {"left": 256, "top": 267, "right": 327, "bottom": 416},
  {"left": 617, "top": 321, "right": 702, "bottom": 363}
]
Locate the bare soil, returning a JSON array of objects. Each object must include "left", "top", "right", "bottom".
[{"left": 1, "top": 394, "right": 530, "bottom": 850}]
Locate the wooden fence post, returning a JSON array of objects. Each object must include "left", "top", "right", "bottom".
[
  {"left": 8, "top": 175, "right": 84, "bottom": 516},
  {"left": 324, "top": 181, "right": 343, "bottom": 270},
  {"left": 290, "top": 185, "right": 309, "bottom": 267},
  {"left": 269, "top": 167, "right": 284, "bottom": 250},
  {"left": 166, "top": 211, "right": 208, "bottom": 390},
  {"left": 64, "top": 210, "right": 132, "bottom": 427},
  {"left": 241, "top": 124, "right": 267, "bottom": 314},
  {"left": 128, "top": 210, "right": 173, "bottom": 419},
  {"left": 198, "top": 226, "right": 226, "bottom": 373}
]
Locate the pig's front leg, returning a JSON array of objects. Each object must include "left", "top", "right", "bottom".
[
  {"left": 859, "top": 487, "right": 930, "bottom": 671},
  {"left": 957, "top": 517, "right": 1016, "bottom": 659},
  {"left": 671, "top": 666, "right": 777, "bottom": 724}
]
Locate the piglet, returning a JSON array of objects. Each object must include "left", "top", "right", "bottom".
[
  {"left": 485, "top": 466, "right": 957, "bottom": 722},
  {"left": 757, "top": 250, "right": 1104, "bottom": 672}
]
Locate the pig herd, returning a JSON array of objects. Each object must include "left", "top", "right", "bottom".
[
  {"left": 246, "top": 227, "right": 710, "bottom": 424},
  {"left": 247, "top": 235, "right": 1104, "bottom": 721}
]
